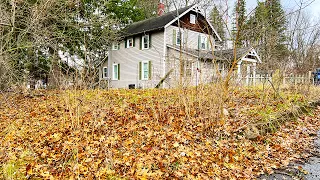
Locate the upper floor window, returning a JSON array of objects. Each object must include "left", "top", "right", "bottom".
[
  {"left": 176, "top": 31, "right": 183, "bottom": 45},
  {"left": 190, "top": 14, "right": 196, "bottom": 24},
  {"left": 126, "top": 38, "right": 134, "bottom": 48},
  {"left": 112, "top": 43, "right": 119, "bottom": 50},
  {"left": 198, "top": 35, "right": 208, "bottom": 50},
  {"left": 142, "top": 34, "right": 149, "bottom": 49},
  {"left": 201, "top": 36, "right": 207, "bottom": 50}
]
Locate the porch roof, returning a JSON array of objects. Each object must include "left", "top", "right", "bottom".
[{"left": 167, "top": 45, "right": 262, "bottom": 63}]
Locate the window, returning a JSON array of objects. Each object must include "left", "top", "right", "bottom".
[
  {"left": 143, "top": 61, "right": 149, "bottom": 80},
  {"left": 140, "top": 61, "right": 151, "bottom": 80},
  {"left": 201, "top": 35, "right": 207, "bottom": 50},
  {"left": 190, "top": 14, "right": 196, "bottom": 24},
  {"left": 113, "top": 64, "right": 120, "bottom": 80},
  {"left": 185, "top": 60, "right": 193, "bottom": 77},
  {"left": 126, "top": 38, "right": 134, "bottom": 48},
  {"left": 142, "top": 34, "right": 149, "bottom": 49},
  {"left": 103, "top": 67, "right": 108, "bottom": 78},
  {"left": 176, "top": 31, "right": 183, "bottom": 45},
  {"left": 112, "top": 43, "right": 119, "bottom": 50}
]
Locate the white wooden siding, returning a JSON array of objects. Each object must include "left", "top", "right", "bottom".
[
  {"left": 108, "top": 31, "right": 164, "bottom": 88},
  {"left": 166, "top": 25, "right": 215, "bottom": 50},
  {"left": 166, "top": 48, "right": 216, "bottom": 87}
]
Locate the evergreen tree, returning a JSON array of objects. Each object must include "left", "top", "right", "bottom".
[
  {"left": 232, "top": 0, "right": 246, "bottom": 47},
  {"left": 105, "top": 0, "right": 155, "bottom": 25},
  {"left": 246, "top": 0, "right": 288, "bottom": 70},
  {"left": 211, "top": 5, "right": 225, "bottom": 41},
  {"left": 136, "top": 0, "right": 158, "bottom": 19}
]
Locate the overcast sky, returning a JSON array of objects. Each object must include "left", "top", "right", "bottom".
[{"left": 230, "top": 0, "right": 320, "bottom": 19}]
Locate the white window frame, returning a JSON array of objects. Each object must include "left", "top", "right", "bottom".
[
  {"left": 176, "top": 31, "right": 183, "bottom": 46},
  {"left": 142, "top": 34, "right": 149, "bottom": 50},
  {"left": 141, "top": 61, "right": 149, "bottom": 80},
  {"left": 127, "top": 38, "right": 133, "bottom": 48},
  {"left": 103, "top": 67, "right": 108, "bottom": 78},
  {"left": 112, "top": 43, "right": 119, "bottom": 50},
  {"left": 184, "top": 60, "right": 193, "bottom": 77},
  {"left": 190, "top": 14, "right": 196, "bottom": 24},
  {"left": 112, "top": 64, "right": 119, "bottom": 80},
  {"left": 201, "top": 35, "right": 207, "bottom": 50}
]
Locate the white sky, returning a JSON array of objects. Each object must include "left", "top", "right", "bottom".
[{"left": 230, "top": 0, "right": 320, "bottom": 19}]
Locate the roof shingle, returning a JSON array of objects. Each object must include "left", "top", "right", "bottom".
[{"left": 122, "top": 5, "right": 193, "bottom": 36}]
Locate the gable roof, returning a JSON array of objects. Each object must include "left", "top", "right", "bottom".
[
  {"left": 122, "top": 5, "right": 221, "bottom": 41},
  {"left": 214, "top": 47, "right": 262, "bottom": 63}
]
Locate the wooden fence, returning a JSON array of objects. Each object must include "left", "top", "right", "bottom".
[{"left": 242, "top": 71, "right": 314, "bottom": 86}]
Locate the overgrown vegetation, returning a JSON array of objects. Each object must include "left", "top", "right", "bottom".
[
  {"left": 1, "top": 86, "right": 320, "bottom": 179},
  {"left": 1, "top": 0, "right": 320, "bottom": 179}
]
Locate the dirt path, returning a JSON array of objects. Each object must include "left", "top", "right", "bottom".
[{"left": 260, "top": 131, "right": 320, "bottom": 180}]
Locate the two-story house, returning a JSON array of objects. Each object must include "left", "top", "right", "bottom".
[{"left": 100, "top": 3, "right": 261, "bottom": 89}]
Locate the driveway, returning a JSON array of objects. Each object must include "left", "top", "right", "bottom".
[{"left": 260, "top": 131, "right": 320, "bottom": 180}]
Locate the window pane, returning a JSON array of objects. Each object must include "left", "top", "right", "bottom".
[
  {"left": 103, "top": 68, "right": 108, "bottom": 78},
  {"left": 201, "top": 36, "right": 206, "bottom": 49},
  {"left": 177, "top": 32, "right": 181, "bottom": 45},
  {"left": 114, "top": 65, "right": 118, "bottom": 79},
  {"left": 143, "top": 62, "right": 148, "bottom": 79},
  {"left": 190, "top": 14, "right": 196, "bottom": 24},
  {"left": 143, "top": 35, "right": 149, "bottom": 49},
  {"left": 185, "top": 61, "right": 192, "bottom": 76}
]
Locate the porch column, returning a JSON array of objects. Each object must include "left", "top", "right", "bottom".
[
  {"left": 252, "top": 62, "right": 256, "bottom": 86},
  {"left": 246, "top": 64, "right": 250, "bottom": 86}
]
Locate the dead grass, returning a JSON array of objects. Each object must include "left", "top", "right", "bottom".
[{"left": 1, "top": 85, "right": 320, "bottom": 179}]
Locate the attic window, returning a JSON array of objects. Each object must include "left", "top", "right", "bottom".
[{"left": 190, "top": 14, "right": 196, "bottom": 24}]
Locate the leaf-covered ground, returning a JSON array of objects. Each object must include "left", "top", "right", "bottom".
[{"left": 1, "top": 87, "right": 320, "bottom": 179}]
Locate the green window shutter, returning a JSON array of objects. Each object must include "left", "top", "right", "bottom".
[
  {"left": 173, "top": 29, "right": 176, "bottom": 45},
  {"left": 198, "top": 34, "right": 201, "bottom": 50},
  {"left": 140, "top": 36, "right": 142, "bottom": 50},
  {"left": 133, "top": 37, "right": 135, "bottom": 47},
  {"left": 118, "top": 64, "right": 120, "bottom": 80},
  {"left": 125, "top": 38, "right": 127, "bottom": 48},
  {"left": 149, "top": 34, "right": 152, "bottom": 48},
  {"left": 139, "top": 62, "right": 142, "bottom": 80},
  {"left": 148, "top": 61, "right": 152, "bottom": 80}
]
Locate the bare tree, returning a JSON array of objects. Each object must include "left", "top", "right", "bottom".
[{"left": 287, "top": 10, "right": 320, "bottom": 72}]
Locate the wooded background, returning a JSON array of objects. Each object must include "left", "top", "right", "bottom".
[{"left": 0, "top": 0, "right": 319, "bottom": 90}]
